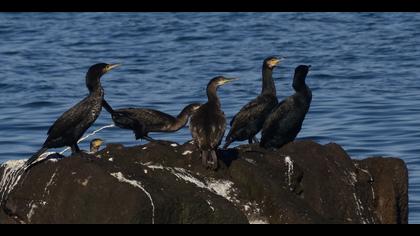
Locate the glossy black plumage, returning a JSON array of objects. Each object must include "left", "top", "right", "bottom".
[
  {"left": 190, "top": 76, "right": 237, "bottom": 170},
  {"left": 103, "top": 100, "right": 201, "bottom": 141},
  {"left": 260, "top": 65, "right": 312, "bottom": 149},
  {"left": 224, "top": 57, "right": 281, "bottom": 148},
  {"left": 26, "top": 63, "right": 119, "bottom": 166}
]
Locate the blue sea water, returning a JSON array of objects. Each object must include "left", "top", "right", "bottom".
[{"left": 0, "top": 12, "right": 419, "bottom": 223}]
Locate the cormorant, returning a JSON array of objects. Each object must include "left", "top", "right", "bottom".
[
  {"left": 102, "top": 100, "right": 201, "bottom": 141},
  {"left": 224, "top": 56, "right": 282, "bottom": 148},
  {"left": 260, "top": 65, "right": 312, "bottom": 149},
  {"left": 189, "top": 76, "right": 238, "bottom": 170},
  {"left": 90, "top": 138, "right": 104, "bottom": 154},
  {"left": 25, "top": 63, "right": 120, "bottom": 166}
]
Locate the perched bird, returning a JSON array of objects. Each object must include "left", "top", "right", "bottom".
[
  {"left": 102, "top": 100, "right": 201, "bottom": 141},
  {"left": 89, "top": 138, "right": 104, "bottom": 154},
  {"left": 190, "top": 76, "right": 238, "bottom": 170},
  {"left": 224, "top": 56, "right": 282, "bottom": 149},
  {"left": 26, "top": 63, "right": 120, "bottom": 166},
  {"left": 260, "top": 65, "right": 312, "bottom": 149}
]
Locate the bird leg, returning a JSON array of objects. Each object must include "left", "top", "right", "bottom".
[
  {"left": 252, "top": 136, "right": 259, "bottom": 143},
  {"left": 201, "top": 151, "right": 209, "bottom": 167},
  {"left": 248, "top": 138, "right": 254, "bottom": 144},
  {"left": 213, "top": 162, "right": 218, "bottom": 170},
  {"left": 209, "top": 151, "right": 218, "bottom": 170},
  {"left": 70, "top": 144, "right": 81, "bottom": 154}
]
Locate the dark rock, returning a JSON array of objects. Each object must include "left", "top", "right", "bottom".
[
  {"left": 354, "top": 157, "right": 408, "bottom": 224},
  {"left": 0, "top": 209, "right": 18, "bottom": 224},
  {"left": 0, "top": 140, "right": 408, "bottom": 224}
]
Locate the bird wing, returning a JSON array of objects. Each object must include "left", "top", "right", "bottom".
[
  {"left": 208, "top": 111, "right": 226, "bottom": 148},
  {"left": 262, "top": 98, "right": 296, "bottom": 133},
  {"left": 230, "top": 95, "right": 277, "bottom": 128},
  {"left": 116, "top": 108, "right": 175, "bottom": 127},
  {"left": 190, "top": 104, "right": 226, "bottom": 149},
  {"left": 47, "top": 97, "right": 94, "bottom": 139}
]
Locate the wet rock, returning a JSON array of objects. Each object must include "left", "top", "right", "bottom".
[
  {"left": 354, "top": 157, "right": 408, "bottom": 224},
  {"left": 0, "top": 140, "right": 408, "bottom": 224}
]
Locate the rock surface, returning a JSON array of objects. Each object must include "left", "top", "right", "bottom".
[{"left": 0, "top": 140, "right": 408, "bottom": 224}]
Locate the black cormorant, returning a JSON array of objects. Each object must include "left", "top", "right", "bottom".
[
  {"left": 190, "top": 76, "right": 238, "bottom": 170},
  {"left": 25, "top": 63, "right": 120, "bottom": 166},
  {"left": 260, "top": 65, "right": 312, "bottom": 149},
  {"left": 224, "top": 56, "right": 282, "bottom": 148},
  {"left": 102, "top": 100, "right": 201, "bottom": 141}
]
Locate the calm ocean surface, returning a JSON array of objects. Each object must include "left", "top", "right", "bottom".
[{"left": 0, "top": 13, "right": 419, "bottom": 223}]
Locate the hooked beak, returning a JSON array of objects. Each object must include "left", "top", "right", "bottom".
[
  {"left": 273, "top": 57, "right": 283, "bottom": 65},
  {"left": 222, "top": 77, "right": 239, "bottom": 85},
  {"left": 97, "top": 140, "right": 104, "bottom": 146},
  {"left": 105, "top": 63, "right": 121, "bottom": 72},
  {"left": 268, "top": 57, "right": 284, "bottom": 68},
  {"left": 92, "top": 139, "right": 104, "bottom": 146}
]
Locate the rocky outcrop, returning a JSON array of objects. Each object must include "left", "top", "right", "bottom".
[{"left": 0, "top": 140, "right": 408, "bottom": 224}]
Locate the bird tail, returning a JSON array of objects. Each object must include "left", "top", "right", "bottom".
[
  {"left": 223, "top": 138, "right": 233, "bottom": 149},
  {"left": 209, "top": 150, "right": 218, "bottom": 170},
  {"left": 26, "top": 147, "right": 48, "bottom": 167},
  {"left": 102, "top": 99, "right": 114, "bottom": 114},
  {"left": 223, "top": 132, "right": 234, "bottom": 149}
]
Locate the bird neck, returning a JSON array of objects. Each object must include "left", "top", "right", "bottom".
[
  {"left": 86, "top": 77, "right": 103, "bottom": 95},
  {"left": 172, "top": 109, "right": 191, "bottom": 131},
  {"left": 261, "top": 67, "right": 276, "bottom": 95},
  {"left": 207, "top": 84, "right": 221, "bottom": 106},
  {"left": 293, "top": 76, "right": 310, "bottom": 98}
]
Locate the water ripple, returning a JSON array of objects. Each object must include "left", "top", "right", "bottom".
[{"left": 0, "top": 12, "right": 419, "bottom": 223}]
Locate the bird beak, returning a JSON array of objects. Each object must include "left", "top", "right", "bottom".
[
  {"left": 94, "top": 139, "right": 104, "bottom": 147},
  {"left": 222, "top": 78, "right": 239, "bottom": 85},
  {"left": 273, "top": 58, "right": 282, "bottom": 65},
  {"left": 268, "top": 58, "right": 283, "bottom": 67},
  {"left": 105, "top": 63, "right": 121, "bottom": 72}
]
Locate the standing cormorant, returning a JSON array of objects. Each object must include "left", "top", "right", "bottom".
[
  {"left": 260, "top": 65, "right": 312, "bottom": 149},
  {"left": 102, "top": 100, "right": 201, "bottom": 141},
  {"left": 25, "top": 63, "right": 120, "bottom": 166},
  {"left": 224, "top": 56, "right": 282, "bottom": 149},
  {"left": 190, "top": 76, "right": 238, "bottom": 170}
]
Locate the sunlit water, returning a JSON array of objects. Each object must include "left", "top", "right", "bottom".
[{"left": 0, "top": 13, "right": 419, "bottom": 223}]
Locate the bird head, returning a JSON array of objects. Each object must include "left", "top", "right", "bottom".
[
  {"left": 294, "top": 65, "right": 311, "bottom": 78},
  {"left": 211, "top": 76, "right": 239, "bottom": 87},
  {"left": 90, "top": 138, "right": 104, "bottom": 153},
  {"left": 86, "top": 63, "right": 121, "bottom": 92},
  {"left": 263, "top": 56, "right": 283, "bottom": 69}
]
